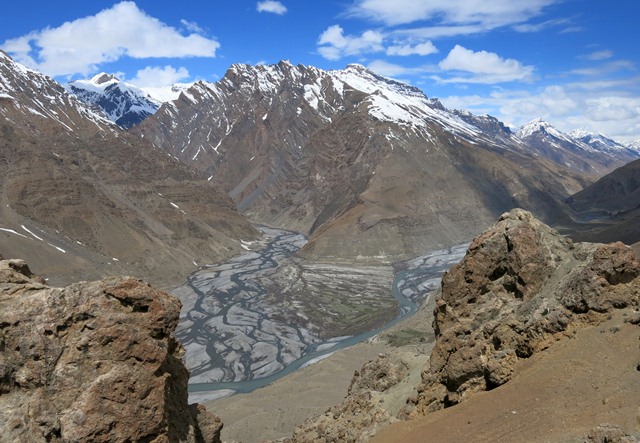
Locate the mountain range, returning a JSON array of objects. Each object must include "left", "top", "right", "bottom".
[
  {"left": 2, "top": 45, "right": 640, "bottom": 443},
  {"left": 2, "top": 51, "right": 640, "bottom": 282},
  {"left": 133, "top": 61, "right": 637, "bottom": 263},
  {"left": 0, "top": 50, "right": 257, "bottom": 287}
]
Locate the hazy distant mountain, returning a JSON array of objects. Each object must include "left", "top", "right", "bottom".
[
  {"left": 515, "top": 118, "right": 639, "bottom": 175},
  {"left": 570, "top": 129, "right": 640, "bottom": 157},
  {"left": 566, "top": 156, "right": 640, "bottom": 246},
  {"left": 628, "top": 140, "right": 640, "bottom": 151},
  {"left": 0, "top": 51, "right": 257, "bottom": 286},
  {"left": 137, "top": 61, "right": 591, "bottom": 263}
]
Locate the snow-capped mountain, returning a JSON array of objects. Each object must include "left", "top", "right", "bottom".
[
  {"left": 0, "top": 50, "right": 256, "bottom": 285},
  {"left": 570, "top": 129, "right": 640, "bottom": 157},
  {"left": 0, "top": 51, "right": 112, "bottom": 133},
  {"left": 140, "top": 82, "right": 194, "bottom": 104},
  {"left": 65, "top": 73, "right": 161, "bottom": 128},
  {"left": 136, "top": 61, "right": 589, "bottom": 262},
  {"left": 628, "top": 140, "right": 640, "bottom": 151},
  {"left": 516, "top": 118, "right": 639, "bottom": 174}
]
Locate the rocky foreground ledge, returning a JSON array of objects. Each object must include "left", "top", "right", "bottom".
[
  {"left": 0, "top": 260, "right": 222, "bottom": 442},
  {"left": 286, "top": 209, "right": 640, "bottom": 442},
  {"left": 407, "top": 208, "right": 639, "bottom": 415}
]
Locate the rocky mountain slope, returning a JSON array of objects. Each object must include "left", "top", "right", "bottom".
[
  {"left": 516, "top": 118, "right": 639, "bottom": 175},
  {"left": 284, "top": 209, "right": 640, "bottom": 442},
  {"left": 0, "top": 258, "right": 223, "bottom": 442},
  {"left": 567, "top": 157, "right": 640, "bottom": 246},
  {"left": 65, "top": 73, "right": 161, "bottom": 128},
  {"left": 137, "top": 61, "right": 594, "bottom": 264},
  {"left": 0, "top": 51, "right": 258, "bottom": 287}
]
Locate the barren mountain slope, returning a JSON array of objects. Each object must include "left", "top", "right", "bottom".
[
  {"left": 373, "top": 312, "right": 640, "bottom": 443},
  {"left": 0, "top": 51, "right": 257, "bottom": 287},
  {"left": 138, "top": 62, "right": 591, "bottom": 263},
  {"left": 566, "top": 157, "right": 640, "bottom": 246}
]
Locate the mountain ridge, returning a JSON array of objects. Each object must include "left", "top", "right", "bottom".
[
  {"left": 137, "top": 61, "right": 597, "bottom": 264},
  {"left": 0, "top": 51, "right": 258, "bottom": 287}
]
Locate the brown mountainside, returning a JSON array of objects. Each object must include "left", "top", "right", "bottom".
[
  {"left": 0, "top": 51, "right": 257, "bottom": 287},
  {"left": 138, "top": 62, "right": 592, "bottom": 264},
  {"left": 566, "top": 158, "right": 640, "bottom": 246}
]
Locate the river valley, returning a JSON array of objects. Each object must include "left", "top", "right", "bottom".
[{"left": 172, "top": 226, "right": 469, "bottom": 401}]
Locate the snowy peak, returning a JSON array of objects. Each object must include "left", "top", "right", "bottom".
[
  {"left": 66, "top": 75, "right": 160, "bottom": 128},
  {"left": 569, "top": 129, "right": 632, "bottom": 154},
  {"left": 174, "top": 60, "right": 486, "bottom": 144},
  {"left": 516, "top": 118, "right": 569, "bottom": 141},
  {"left": 91, "top": 72, "right": 118, "bottom": 86},
  {"left": 517, "top": 118, "right": 597, "bottom": 152},
  {"left": 141, "top": 83, "right": 193, "bottom": 103},
  {"left": 515, "top": 118, "right": 640, "bottom": 174},
  {"left": 0, "top": 51, "right": 111, "bottom": 132}
]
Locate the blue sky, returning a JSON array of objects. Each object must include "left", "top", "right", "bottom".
[{"left": 2, "top": 0, "right": 639, "bottom": 142}]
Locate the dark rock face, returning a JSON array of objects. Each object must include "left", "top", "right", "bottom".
[
  {"left": 405, "top": 209, "right": 640, "bottom": 416},
  {"left": 0, "top": 259, "right": 222, "bottom": 442}
]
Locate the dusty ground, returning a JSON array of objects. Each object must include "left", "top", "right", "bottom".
[{"left": 372, "top": 311, "right": 640, "bottom": 443}]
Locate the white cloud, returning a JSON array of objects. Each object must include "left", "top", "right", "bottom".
[
  {"left": 440, "top": 83, "right": 640, "bottom": 143},
  {"left": 386, "top": 41, "right": 438, "bottom": 56},
  {"left": 128, "top": 65, "right": 190, "bottom": 88},
  {"left": 256, "top": 1, "right": 287, "bottom": 15},
  {"left": 348, "top": 0, "right": 558, "bottom": 27},
  {"left": 318, "top": 25, "right": 384, "bottom": 60},
  {"left": 367, "top": 59, "right": 433, "bottom": 77},
  {"left": 569, "top": 60, "right": 635, "bottom": 77},
  {"left": 1, "top": 1, "right": 219, "bottom": 77},
  {"left": 391, "top": 25, "right": 485, "bottom": 40},
  {"left": 437, "top": 45, "right": 534, "bottom": 83},
  {"left": 180, "top": 19, "right": 204, "bottom": 34},
  {"left": 581, "top": 50, "right": 613, "bottom": 61},
  {"left": 512, "top": 18, "right": 571, "bottom": 33}
]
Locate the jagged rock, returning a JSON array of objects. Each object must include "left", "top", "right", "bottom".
[
  {"left": 285, "top": 354, "right": 406, "bottom": 443},
  {"left": 0, "top": 259, "right": 222, "bottom": 442},
  {"left": 404, "top": 209, "right": 640, "bottom": 416}
]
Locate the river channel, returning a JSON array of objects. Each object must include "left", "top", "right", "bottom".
[{"left": 172, "top": 226, "right": 468, "bottom": 401}]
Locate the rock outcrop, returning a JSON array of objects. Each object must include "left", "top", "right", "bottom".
[
  {"left": 0, "top": 259, "right": 222, "bottom": 442},
  {"left": 405, "top": 208, "right": 639, "bottom": 416},
  {"left": 286, "top": 354, "right": 407, "bottom": 443}
]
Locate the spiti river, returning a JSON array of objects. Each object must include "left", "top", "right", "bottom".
[{"left": 171, "top": 226, "right": 468, "bottom": 402}]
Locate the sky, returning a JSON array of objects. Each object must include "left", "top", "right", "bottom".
[{"left": 1, "top": 0, "right": 639, "bottom": 143}]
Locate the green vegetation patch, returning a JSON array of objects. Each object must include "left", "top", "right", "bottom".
[{"left": 384, "top": 328, "right": 427, "bottom": 347}]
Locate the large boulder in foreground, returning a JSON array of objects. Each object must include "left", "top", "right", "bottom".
[
  {"left": 406, "top": 208, "right": 640, "bottom": 416},
  {"left": 0, "top": 259, "right": 222, "bottom": 442}
]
